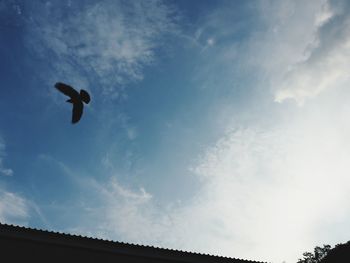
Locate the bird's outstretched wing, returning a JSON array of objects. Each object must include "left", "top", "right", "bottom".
[
  {"left": 55, "top": 82, "right": 79, "bottom": 99},
  {"left": 80, "top": 89, "right": 91, "bottom": 104},
  {"left": 72, "top": 101, "right": 84, "bottom": 124}
]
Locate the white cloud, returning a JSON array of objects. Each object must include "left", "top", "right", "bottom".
[
  {"left": 246, "top": 0, "right": 350, "bottom": 105},
  {"left": 0, "top": 160, "right": 13, "bottom": 177},
  {"left": 176, "top": 3, "right": 350, "bottom": 261},
  {"left": 26, "top": 0, "right": 179, "bottom": 97},
  {"left": 0, "top": 137, "right": 13, "bottom": 177},
  {"left": 68, "top": 177, "right": 164, "bottom": 242},
  {"left": 207, "top": 38, "right": 215, "bottom": 46},
  {"left": 188, "top": 119, "right": 350, "bottom": 262},
  {"left": 17, "top": 1, "right": 350, "bottom": 262},
  {"left": 81, "top": 107, "right": 350, "bottom": 262},
  {"left": 68, "top": 2, "right": 350, "bottom": 263},
  {"left": 0, "top": 189, "right": 30, "bottom": 225},
  {"left": 274, "top": 1, "right": 350, "bottom": 104},
  {"left": 0, "top": 140, "right": 41, "bottom": 226}
]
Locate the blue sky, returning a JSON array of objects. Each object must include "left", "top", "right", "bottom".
[{"left": 2, "top": 1, "right": 350, "bottom": 262}]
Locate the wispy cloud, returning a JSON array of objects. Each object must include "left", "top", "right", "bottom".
[
  {"left": 5, "top": 2, "right": 350, "bottom": 263},
  {"left": 69, "top": 2, "right": 350, "bottom": 263},
  {"left": 0, "top": 189, "right": 29, "bottom": 225},
  {"left": 171, "top": 2, "right": 350, "bottom": 262},
  {"left": 0, "top": 137, "right": 13, "bottom": 177},
  {"left": 189, "top": 120, "right": 350, "bottom": 262},
  {"left": 0, "top": 139, "right": 45, "bottom": 226},
  {"left": 273, "top": 0, "right": 350, "bottom": 104},
  {"left": 0, "top": 186, "right": 46, "bottom": 227},
  {"left": 238, "top": 0, "right": 350, "bottom": 105},
  {"left": 75, "top": 110, "right": 350, "bottom": 263},
  {"left": 0, "top": 160, "right": 13, "bottom": 177},
  {"left": 66, "top": 176, "right": 163, "bottom": 242},
  {"left": 25, "top": 0, "right": 179, "bottom": 98}
]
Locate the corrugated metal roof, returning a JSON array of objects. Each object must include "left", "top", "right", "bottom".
[{"left": 0, "top": 223, "right": 268, "bottom": 263}]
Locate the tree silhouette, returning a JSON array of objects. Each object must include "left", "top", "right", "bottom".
[
  {"left": 319, "top": 241, "right": 350, "bottom": 263},
  {"left": 297, "top": 244, "right": 331, "bottom": 263},
  {"left": 297, "top": 242, "right": 350, "bottom": 263}
]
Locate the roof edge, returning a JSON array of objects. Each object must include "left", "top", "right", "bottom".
[{"left": 0, "top": 222, "right": 267, "bottom": 263}]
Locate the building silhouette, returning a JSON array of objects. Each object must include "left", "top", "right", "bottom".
[{"left": 0, "top": 223, "right": 266, "bottom": 263}]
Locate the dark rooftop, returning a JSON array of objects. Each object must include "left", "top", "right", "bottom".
[{"left": 0, "top": 222, "right": 267, "bottom": 263}]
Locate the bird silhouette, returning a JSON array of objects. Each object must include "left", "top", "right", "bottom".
[{"left": 54, "top": 82, "right": 91, "bottom": 124}]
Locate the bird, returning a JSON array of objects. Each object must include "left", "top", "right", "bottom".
[{"left": 54, "top": 82, "right": 91, "bottom": 124}]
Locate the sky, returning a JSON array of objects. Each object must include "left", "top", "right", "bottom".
[{"left": 1, "top": 0, "right": 350, "bottom": 262}]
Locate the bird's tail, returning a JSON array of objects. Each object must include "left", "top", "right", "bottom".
[{"left": 66, "top": 99, "right": 73, "bottom": 103}]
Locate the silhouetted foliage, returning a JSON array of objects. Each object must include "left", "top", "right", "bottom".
[
  {"left": 297, "top": 244, "right": 331, "bottom": 263},
  {"left": 320, "top": 241, "right": 350, "bottom": 263},
  {"left": 297, "top": 242, "right": 350, "bottom": 263}
]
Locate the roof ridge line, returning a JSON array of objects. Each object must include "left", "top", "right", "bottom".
[{"left": 0, "top": 222, "right": 268, "bottom": 263}]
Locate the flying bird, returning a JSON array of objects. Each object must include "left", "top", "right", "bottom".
[{"left": 54, "top": 82, "right": 91, "bottom": 124}]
